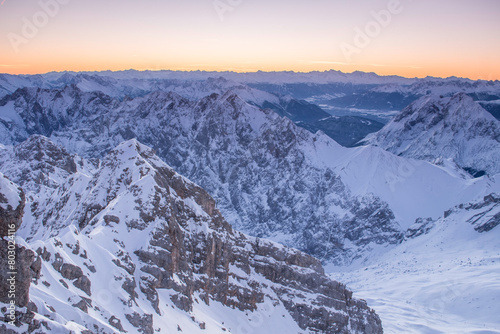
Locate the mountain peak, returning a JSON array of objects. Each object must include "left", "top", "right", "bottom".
[
  {"left": 110, "top": 138, "right": 155, "bottom": 159},
  {"left": 0, "top": 138, "right": 384, "bottom": 333},
  {"left": 364, "top": 93, "right": 500, "bottom": 175}
]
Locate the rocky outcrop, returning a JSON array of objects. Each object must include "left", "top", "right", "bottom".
[
  {"left": 465, "top": 194, "right": 500, "bottom": 233},
  {"left": 0, "top": 177, "right": 41, "bottom": 331},
  {"left": 125, "top": 313, "right": 154, "bottom": 334},
  {"left": 0, "top": 240, "right": 39, "bottom": 308},
  {"left": 51, "top": 261, "right": 91, "bottom": 296},
  {"left": 404, "top": 194, "right": 500, "bottom": 239},
  {"left": 13, "top": 135, "right": 78, "bottom": 175}
]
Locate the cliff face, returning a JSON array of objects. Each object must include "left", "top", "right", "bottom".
[
  {"left": 0, "top": 137, "right": 382, "bottom": 334},
  {"left": 0, "top": 175, "right": 41, "bottom": 333}
]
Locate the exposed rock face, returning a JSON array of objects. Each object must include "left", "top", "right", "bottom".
[
  {"left": 404, "top": 193, "right": 500, "bottom": 238},
  {"left": 465, "top": 194, "right": 500, "bottom": 233},
  {"left": 0, "top": 135, "right": 96, "bottom": 241},
  {"left": 0, "top": 177, "right": 41, "bottom": 331},
  {"left": 404, "top": 217, "right": 435, "bottom": 239},
  {"left": 125, "top": 313, "right": 154, "bottom": 334},
  {"left": 0, "top": 240, "right": 39, "bottom": 308},
  {"left": 60, "top": 263, "right": 84, "bottom": 280},
  {"left": 56, "top": 263, "right": 91, "bottom": 296},
  {"left": 0, "top": 138, "right": 383, "bottom": 333}
]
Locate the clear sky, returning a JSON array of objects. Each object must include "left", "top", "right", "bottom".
[{"left": 0, "top": 0, "right": 499, "bottom": 79}]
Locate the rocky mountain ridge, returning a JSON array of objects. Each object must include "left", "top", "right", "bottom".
[
  {"left": 0, "top": 86, "right": 405, "bottom": 265},
  {"left": 362, "top": 93, "right": 500, "bottom": 176},
  {"left": 0, "top": 137, "right": 383, "bottom": 334}
]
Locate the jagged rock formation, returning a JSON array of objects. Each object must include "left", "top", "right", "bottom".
[
  {"left": 362, "top": 93, "right": 500, "bottom": 176},
  {"left": 0, "top": 138, "right": 383, "bottom": 333},
  {"left": 0, "top": 135, "right": 95, "bottom": 240},
  {"left": 404, "top": 193, "right": 500, "bottom": 240}
]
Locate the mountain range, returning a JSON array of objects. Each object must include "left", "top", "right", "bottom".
[{"left": 1, "top": 70, "right": 500, "bottom": 333}]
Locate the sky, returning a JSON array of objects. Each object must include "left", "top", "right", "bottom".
[{"left": 0, "top": 0, "right": 499, "bottom": 80}]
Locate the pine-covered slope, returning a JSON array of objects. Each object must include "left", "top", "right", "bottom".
[
  {"left": 362, "top": 93, "right": 500, "bottom": 176},
  {"left": 0, "top": 137, "right": 383, "bottom": 334}
]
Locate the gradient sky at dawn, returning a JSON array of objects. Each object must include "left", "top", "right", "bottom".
[{"left": 0, "top": 0, "right": 499, "bottom": 80}]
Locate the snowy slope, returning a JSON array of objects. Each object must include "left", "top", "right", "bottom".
[
  {"left": 321, "top": 144, "right": 498, "bottom": 229},
  {"left": 331, "top": 194, "right": 500, "bottom": 333},
  {"left": 0, "top": 172, "right": 22, "bottom": 211},
  {"left": 363, "top": 93, "right": 500, "bottom": 175}
]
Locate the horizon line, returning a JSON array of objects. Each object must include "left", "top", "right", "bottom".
[{"left": 1, "top": 68, "right": 498, "bottom": 83}]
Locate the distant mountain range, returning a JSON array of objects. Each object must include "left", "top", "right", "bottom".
[{"left": 2, "top": 70, "right": 499, "bottom": 146}]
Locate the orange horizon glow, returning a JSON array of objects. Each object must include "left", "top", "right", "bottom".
[{"left": 1, "top": 0, "right": 499, "bottom": 81}]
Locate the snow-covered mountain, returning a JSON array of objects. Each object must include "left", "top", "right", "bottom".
[
  {"left": 3, "top": 70, "right": 500, "bottom": 122},
  {"left": 3, "top": 70, "right": 499, "bottom": 144},
  {"left": 0, "top": 137, "right": 382, "bottom": 334},
  {"left": 0, "top": 70, "right": 417, "bottom": 99},
  {"left": 0, "top": 84, "right": 498, "bottom": 267},
  {"left": 1, "top": 70, "right": 500, "bottom": 333},
  {"left": 0, "top": 74, "right": 383, "bottom": 148},
  {"left": 362, "top": 93, "right": 500, "bottom": 176},
  {"left": 0, "top": 87, "right": 402, "bottom": 265}
]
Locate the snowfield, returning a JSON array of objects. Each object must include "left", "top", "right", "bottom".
[{"left": 330, "top": 195, "right": 500, "bottom": 333}]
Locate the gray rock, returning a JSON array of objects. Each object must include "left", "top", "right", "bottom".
[
  {"left": 126, "top": 312, "right": 154, "bottom": 334},
  {"left": 60, "top": 263, "right": 84, "bottom": 280},
  {"left": 108, "top": 315, "right": 125, "bottom": 332},
  {"left": 74, "top": 275, "right": 92, "bottom": 296}
]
